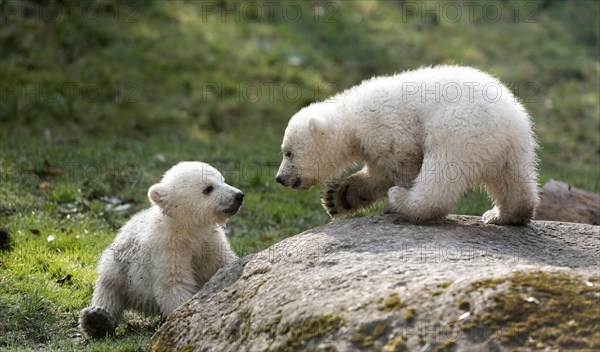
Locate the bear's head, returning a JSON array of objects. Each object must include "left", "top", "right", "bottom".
[
  {"left": 276, "top": 104, "right": 348, "bottom": 190},
  {"left": 148, "top": 162, "right": 244, "bottom": 226}
]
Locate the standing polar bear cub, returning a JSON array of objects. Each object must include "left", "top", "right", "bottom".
[
  {"left": 79, "top": 162, "right": 242, "bottom": 338},
  {"left": 276, "top": 65, "right": 539, "bottom": 225}
]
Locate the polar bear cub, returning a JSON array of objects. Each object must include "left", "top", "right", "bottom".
[
  {"left": 79, "top": 161, "right": 243, "bottom": 338},
  {"left": 276, "top": 65, "right": 539, "bottom": 225}
]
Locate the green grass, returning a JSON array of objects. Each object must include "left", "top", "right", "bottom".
[{"left": 1, "top": 0, "right": 598, "bottom": 350}]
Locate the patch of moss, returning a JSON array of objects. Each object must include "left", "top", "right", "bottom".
[
  {"left": 436, "top": 338, "right": 457, "bottom": 352},
  {"left": 208, "top": 325, "right": 220, "bottom": 337},
  {"left": 264, "top": 323, "right": 274, "bottom": 335},
  {"left": 371, "top": 324, "right": 386, "bottom": 338},
  {"left": 319, "top": 344, "right": 338, "bottom": 352},
  {"left": 248, "top": 280, "right": 266, "bottom": 300},
  {"left": 467, "top": 278, "right": 503, "bottom": 293},
  {"left": 227, "top": 308, "right": 254, "bottom": 342},
  {"left": 436, "top": 281, "right": 452, "bottom": 289},
  {"left": 279, "top": 323, "right": 290, "bottom": 335},
  {"left": 431, "top": 290, "right": 443, "bottom": 296},
  {"left": 383, "top": 335, "right": 408, "bottom": 352},
  {"left": 350, "top": 333, "right": 375, "bottom": 349},
  {"left": 459, "top": 320, "right": 477, "bottom": 332},
  {"left": 350, "top": 322, "right": 389, "bottom": 349},
  {"left": 378, "top": 293, "right": 407, "bottom": 312},
  {"left": 468, "top": 271, "right": 600, "bottom": 350},
  {"left": 404, "top": 308, "right": 416, "bottom": 324},
  {"left": 151, "top": 316, "right": 190, "bottom": 352},
  {"left": 277, "top": 312, "right": 345, "bottom": 352},
  {"left": 355, "top": 303, "right": 368, "bottom": 311},
  {"left": 263, "top": 313, "right": 283, "bottom": 339},
  {"left": 457, "top": 299, "right": 470, "bottom": 311},
  {"left": 248, "top": 266, "right": 271, "bottom": 276}
]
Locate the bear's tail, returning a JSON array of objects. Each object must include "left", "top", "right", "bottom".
[{"left": 79, "top": 306, "right": 117, "bottom": 339}]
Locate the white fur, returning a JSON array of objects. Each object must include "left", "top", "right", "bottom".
[
  {"left": 79, "top": 162, "right": 241, "bottom": 338},
  {"left": 276, "top": 65, "right": 539, "bottom": 225}
]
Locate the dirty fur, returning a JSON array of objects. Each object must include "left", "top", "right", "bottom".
[
  {"left": 276, "top": 65, "right": 539, "bottom": 225},
  {"left": 79, "top": 162, "right": 242, "bottom": 338}
]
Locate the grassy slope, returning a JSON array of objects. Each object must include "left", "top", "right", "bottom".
[{"left": 0, "top": 0, "right": 598, "bottom": 350}]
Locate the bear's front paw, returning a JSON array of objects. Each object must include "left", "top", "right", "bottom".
[
  {"left": 79, "top": 306, "right": 117, "bottom": 339},
  {"left": 387, "top": 186, "right": 409, "bottom": 213},
  {"left": 482, "top": 207, "right": 503, "bottom": 224},
  {"left": 321, "top": 182, "right": 354, "bottom": 219}
]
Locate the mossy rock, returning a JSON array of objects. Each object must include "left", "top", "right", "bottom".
[
  {"left": 466, "top": 271, "right": 600, "bottom": 350},
  {"left": 150, "top": 215, "right": 599, "bottom": 351}
]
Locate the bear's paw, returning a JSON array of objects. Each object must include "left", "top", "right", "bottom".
[
  {"left": 79, "top": 306, "right": 117, "bottom": 339},
  {"left": 321, "top": 182, "right": 354, "bottom": 218},
  {"left": 387, "top": 186, "right": 409, "bottom": 211}
]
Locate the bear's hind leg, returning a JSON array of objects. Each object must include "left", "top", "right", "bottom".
[
  {"left": 482, "top": 163, "right": 538, "bottom": 225},
  {"left": 321, "top": 166, "right": 392, "bottom": 219},
  {"left": 79, "top": 273, "right": 125, "bottom": 338}
]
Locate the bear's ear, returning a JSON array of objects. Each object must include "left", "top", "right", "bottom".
[
  {"left": 308, "top": 115, "right": 328, "bottom": 135},
  {"left": 148, "top": 184, "right": 168, "bottom": 207}
]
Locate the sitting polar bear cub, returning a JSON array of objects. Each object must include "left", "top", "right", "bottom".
[
  {"left": 79, "top": 162, "right": 243, "bottom": 338},
  {"left": 276, "top": 65, "right": 539, "bottom": 225}
]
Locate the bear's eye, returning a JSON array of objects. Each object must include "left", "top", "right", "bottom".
[
  {"left": 284, "top": 151, "right": 293, "bottom": 159},
  {"left": 203, "top": 185, "right": 214, "bottom": 195}
]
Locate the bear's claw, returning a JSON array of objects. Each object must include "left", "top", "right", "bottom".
[
  {"left": 482, "top": 208, "right": 499, "bottom": 224},
  {"left": 321, "top": 181, "right": 354, "bottom": 218},
  {"left": 482, "top": 207, "right": 520, "bottom": 225},
  {"left": 79, "top": 306, "right": 117, "bottom": 339}
]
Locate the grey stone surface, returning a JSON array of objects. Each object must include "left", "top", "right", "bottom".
[{"left": 151, "top": 215, "right": 599, "bottom": 351}]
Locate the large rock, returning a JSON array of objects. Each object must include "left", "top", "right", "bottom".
[
  {"left": 535, "top": 179, "right": 600, "bottom": 225},
  {"left": 151, "top": 215, "right": 599, "bottom": 351}
]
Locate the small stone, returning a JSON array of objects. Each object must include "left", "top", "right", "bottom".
[
  {"left": 458, "top": 312, "right": 470, "bottom": 321},
  {"left": 523, "top": 296, "right": 540, "bottom": 304}
]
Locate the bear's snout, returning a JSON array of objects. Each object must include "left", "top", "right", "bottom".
[
  {"left": 275, "top": 174, "right": 302, "bottom": 189},
  {"left": 221, "top": 191, "right": 244, "bottom": 215},
  {"left": 234, "top": 191, "right": 244, "bottom": 202}
]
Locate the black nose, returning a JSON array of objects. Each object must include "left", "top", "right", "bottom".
[
  {"left": 275, "top": 175, "right": 283, "bottom": 184},
  {"left": 235, "top": 192, "right": 244, "bottom": 201}
]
